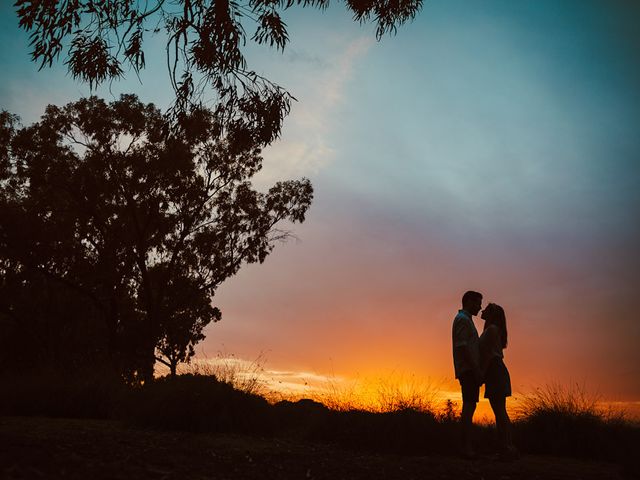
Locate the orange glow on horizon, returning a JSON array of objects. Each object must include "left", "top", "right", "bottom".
[{"left": 158, "top": 357, "right": 640, "bottom": 421}]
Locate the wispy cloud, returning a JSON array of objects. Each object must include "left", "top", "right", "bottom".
[
  {"left": 256, "top": 37, "right": 373, "bottom": 185},
  {"left": 284, "top": 48, "right": 328, "bottom": 68}
]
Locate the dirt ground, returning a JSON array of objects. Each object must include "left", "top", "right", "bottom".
[{"left": 0, "top": 417, "right": 632, "bottom": 480}]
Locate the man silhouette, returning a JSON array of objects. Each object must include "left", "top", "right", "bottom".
[{"left": 452, "top": 290, "right": 483, "bottom": 458}]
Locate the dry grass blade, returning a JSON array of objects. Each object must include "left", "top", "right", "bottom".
[
  {"left": 516, "top": 382, "right": 601, "bottom": 419},
  {"left": 175, "top": 352, "right": 268, "bottom": 396}
]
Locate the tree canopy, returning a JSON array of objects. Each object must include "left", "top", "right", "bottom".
[
  {"left": 5, "top": 0, "right": 422, "bottom": 382},
  {"left": 0, "top": 95, "right": 312, "bottom": 380},
  {"left": 14, "top": 0, "right": 423, "bottom": 138}
]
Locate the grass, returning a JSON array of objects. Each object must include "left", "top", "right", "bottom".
[
  {"left": 153, "top": 351, "right": 269, "bottom": 396},
  {"left": 176, "top": 352, "right": 269, "bottom": 396},
  {"left": 291, "top": 371, "right": 445, "bottom": 414},
  {"left": 512, "top": 382, "right": 638, "bottom": 473},
  {"left": 516, "top": 382, "right": 604, "bottom": 419},
  {"left": 2, "top": 367, "right": 638, "bottom": 476},
  {"left": 370, "top": 372, "right": 440, "bottom": 413}
]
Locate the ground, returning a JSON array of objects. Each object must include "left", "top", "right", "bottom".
[{"left": 0, "top": 417, "right": 630, "bottom": 480}]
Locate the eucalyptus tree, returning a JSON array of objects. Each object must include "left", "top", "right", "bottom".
[
  {"left": 0, "top": 95, "right": 312, "bottom": 380},
  {"left": 7, "top": 0, "right": 422, "bottom": 380},
  {"left": 14, "top": 0, "right": 423, "bottom": 136}
]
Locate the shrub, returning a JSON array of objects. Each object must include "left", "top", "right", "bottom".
[
  {"left": 513, "top": 382, "right": 640, "bottom": 471},
  {"left": 273, "top": 398, "right": 331, "bottom": 437},
  {"left": 123, "top": 374, "right": 274, "bottom": 434},
  {"left": 178, "top": 353, "right": 268, "bottom": 397},
  {"left": 308, "top": 408, "right": 450, "bottom": 455}
]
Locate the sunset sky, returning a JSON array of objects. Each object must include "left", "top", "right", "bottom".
[{"left": 1, "top": 1, "right": 639, "bottom": 414}]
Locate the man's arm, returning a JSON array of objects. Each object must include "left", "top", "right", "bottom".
[
  {"left": 453, "top": 318, "right": 482, "bottom": 382},
  {"left": 455, "top": 344, "right": 482, "bottom": 383}
]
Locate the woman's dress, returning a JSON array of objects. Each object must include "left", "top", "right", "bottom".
[{"left": 480, "top": 325, "right": 512, "bottom": 399}]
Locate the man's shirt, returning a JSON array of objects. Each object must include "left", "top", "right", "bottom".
[{"left": 452, "top": 309, "right": 480, "bottom": 379}]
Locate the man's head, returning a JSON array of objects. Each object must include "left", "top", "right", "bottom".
[{"left": 461, "top": 291, "right": 483, "bottom": 316}]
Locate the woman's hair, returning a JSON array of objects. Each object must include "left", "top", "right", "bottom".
[{"left": 483, "top": 303, "right": 508, "bottom": 349}]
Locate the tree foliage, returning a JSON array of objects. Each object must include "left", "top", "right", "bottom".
[
  {"left": 14, "top": 0, "right": 423, "bottom": 138},
  {"left": 0, "top": 95, "right": 313, "bottom": 381},
  {"left": 6, "top": 0, "right": 422, "bottom": 382}
]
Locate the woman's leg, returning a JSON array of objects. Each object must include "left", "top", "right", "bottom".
[{"left": 489, "top": 396, "right": 512, "bottom": 452}]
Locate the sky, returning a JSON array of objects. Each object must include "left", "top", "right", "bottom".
[{"left": 1, "top": 1, "right": 639, "bottom": 414}]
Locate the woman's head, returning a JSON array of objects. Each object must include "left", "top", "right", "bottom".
[{"left": 481, "top": 303, "right": 508, "bottom": 348}]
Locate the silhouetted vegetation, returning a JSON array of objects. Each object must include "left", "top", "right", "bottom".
[
  {"left": 2, "top": 371, "right": 637, "bottom": 476},
  {"left": 0, "top": 96, "right": 312, "bottom": 382},
  {"left": 14, "top": 0, "right": 423, "bottom": 129},
  {"left": 5, "top": 0, "right": 425, "bottom": 386},
  {"left": 2, "top": 8, "right": 636, "bottom": 477},
  {"left": 513, "top": 383, "right": 640, "bottom": 476},
  {"left": 126, "top": 378, "right": 640, "bottom": 477},
  {"left": 124, "top": 374, "right": 274, "bottom": 433}
]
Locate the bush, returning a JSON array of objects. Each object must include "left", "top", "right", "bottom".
[
  {"left": 513, "top": 383, "right": 640, "bottom": 475},
  {"left": 123, "top": 374, "right": 274, "bottom": 434},
  {"left": 273, "top": 398, "right": 330, "bottom": 437},
  {"left": 309, "top": 408, "right": 453, "bottom": 455},
  {"left": 4, "top": 368, "right": 638, "bottom": 475}
]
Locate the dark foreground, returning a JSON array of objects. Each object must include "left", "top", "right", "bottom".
[{"left": 0, "top": 417, "right": 630, "bottom": 480}]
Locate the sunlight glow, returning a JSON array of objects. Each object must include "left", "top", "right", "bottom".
[{"left": 156, "top": 356, "right": 640, "bottom": 421}]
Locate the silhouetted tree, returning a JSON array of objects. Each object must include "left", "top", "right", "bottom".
[
  {"left": 6, "top": 0, "right": 421, "bottom": 382},
  {"left": 154, "top": 269, "right": 222, "bottom": 376},
  {"left": 14, "top": 0, "right": 423, "bottom": 138},
  {"left": 0, "top": 265, "right": 109, "bottom": 374},
  {"left": 0, "top": 95, "right": 312, "bottom": 381}
]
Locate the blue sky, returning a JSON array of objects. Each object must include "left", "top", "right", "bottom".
[{"left": 1, "top": 1, "right": 639, "bottom": 403}]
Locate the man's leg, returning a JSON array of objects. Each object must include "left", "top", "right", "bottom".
[
  {"left": 461, "top": 399, "right": 477, "bottom": 456},
  {"left": 459, "top": 373, "right": 479, "bottom": 457}
]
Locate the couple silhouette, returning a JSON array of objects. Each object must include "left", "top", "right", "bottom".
[{"left": 452, "top": 290, "right": 519, "bottom": 460}]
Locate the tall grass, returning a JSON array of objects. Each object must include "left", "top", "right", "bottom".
[
  {"left": 516, "top": 382, "right": 602, "bottom": 419},
  {"left": 372, "top": 373, "right": 439, "bottom": 413},
  {"left": 513, "top": 382, "right": 639, "bottom": 475},
  {"left": 300, "top": 371, "right": 444, "bottom": 414},
  {"left": 4, "top": 357, "right": 638, "bottom": 474},
  {"left": 176, "top": 352, "right": 268, "bottom": 396}
]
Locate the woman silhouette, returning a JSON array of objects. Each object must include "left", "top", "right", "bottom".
[{"left": 480, "top": 303, "right": 518, "bottom": 459}]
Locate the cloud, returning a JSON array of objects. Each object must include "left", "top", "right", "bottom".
[
  {"left": 284, "top": 48, "right": 328, "bottom": 68},
  {"left": 256, "top": 37, "right": 373, "bottom": 185}
]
